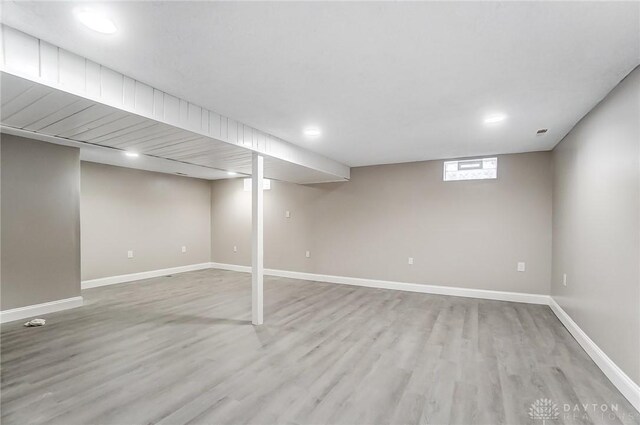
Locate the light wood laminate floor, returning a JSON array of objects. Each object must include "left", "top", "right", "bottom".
[{"left": 1, "top": 269, "right": 638, "bottom": 425}]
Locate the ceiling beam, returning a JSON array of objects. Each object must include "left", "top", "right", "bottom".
[{"left": 0, "top": 24, "right": 350, "bottom": 182}]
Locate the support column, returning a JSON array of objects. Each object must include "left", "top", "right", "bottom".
[{"left": 251, "top": 152, "right": 264, "bottom": 325}]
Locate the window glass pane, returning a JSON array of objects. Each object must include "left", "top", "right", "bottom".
[{"left": 444, "top": 162, "right": 458, "bottom": 172}]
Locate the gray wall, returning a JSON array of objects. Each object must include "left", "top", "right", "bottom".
[
  {"left": 552, "top": 67, "right": 640, "bottom": 385},
  {"left": 212, "top": 152, "right": 553, "bottom": 294},
  {"left": 1, "top": 134, "right": 81, "bottom": 310},
  {"left": 81, "top": 162, "right": 211, "bottom": 281}
]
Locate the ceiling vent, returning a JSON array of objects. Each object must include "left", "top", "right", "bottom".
[{"left": 536, "top": 129, "right": 548, "bottom": 135}]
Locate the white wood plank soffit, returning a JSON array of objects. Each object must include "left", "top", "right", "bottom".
[{"left": 0, "top": 25, "right": 350, "bottom": 184}]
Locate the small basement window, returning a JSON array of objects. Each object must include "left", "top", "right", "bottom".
[{"left": 443, "top": 157, "right": 497, "bottom": 181}]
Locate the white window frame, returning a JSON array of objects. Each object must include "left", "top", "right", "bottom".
[{"left": 443, "top": 157, "right": 498, "bottom": 181}]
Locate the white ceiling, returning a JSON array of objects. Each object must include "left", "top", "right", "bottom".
[{"left": 2, "top": 1, "right": 639, "bottom": 167}]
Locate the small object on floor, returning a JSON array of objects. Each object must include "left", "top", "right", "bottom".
[{"left": 24, "top": 318, "right": 46, "bottom": 327}]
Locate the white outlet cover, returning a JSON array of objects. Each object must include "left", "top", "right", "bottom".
[
  {"left": 408, "top": 257, "right": 414, "bottom": 265},
  {"left": 517, "top": 262, "right": 526, "bottom": 272},
  {"left": 305, "top": 250, "right": 310, "bottom": 258},
  {"left": 233, "top": 246, "right": 237, "bottom": 253},
  {"left": 563, "top": 273, "right": 567, "bottom": 286},
  {"left": 182, "top": 246, "right": 187, "bottom": 253},
  {"left": 127, "top": 250, "right": 134, "bottom": 259},
  {"left": 285, "top": 210, "right": 291, "bottom": 218}
]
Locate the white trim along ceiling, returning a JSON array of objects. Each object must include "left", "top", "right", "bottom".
[{"left": 0, "top": 25, "right": 350, "bottom": 184}]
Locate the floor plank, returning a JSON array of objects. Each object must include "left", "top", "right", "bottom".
[{"left": 1, "top": 269, "right": 638, "bottom": 425}]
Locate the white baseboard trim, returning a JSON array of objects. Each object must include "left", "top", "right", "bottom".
[
  {"left": 209, "top": 262, "right": 252, "bottom": 274},
  {"left": 209, "top": 262, "right": 550, "bottom": 305},
  {"left": 210, "top": 261, "right": 639, "bottom": 411},
  {"left": 0, "top": 296, "right": 84, "bottom": 324},
  {"left": 81, "top": 262, "right": 212, "bottom": 289},
  {"left": 268, "top": 268, "right": 552, "bottom": 304},
  {"left": 80, "top": 261, "right": 639, "bottom": 412},
  {"left": 549, "top": 298, "right": 640, "bottom": 412}
]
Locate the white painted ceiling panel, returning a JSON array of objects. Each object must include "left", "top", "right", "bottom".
[
  {"left": 1, "top": 71, "right": 346, "bottom": 183},
  {"left": 2, "top": 91, "right": 78, "bottom": 128},
  {"left": 123, "top": 131, "right": 198, "bottom": 151},
  {"left": 39, "top": 105, "right": 119, "bottom": 136},
  {"left": 1, "top": 74, "right": 32, "bottom": 103},
  {"left": 23, "top": 100, "right": 91, "bottom": 132},
  {"left": 125, "top": 125, "right": 184, "bottom": 144},
  {"left": 2, "top": 85, "right": 51, "bottom": 118},
  {"left": 71, "top": 115, "right": 150, "bottom": 141},
  {"left": 100, "top": 123, "right": 171, "bottom": 147},
  {"left": 90, "top": 121, "right": 159, "bottom": 144}
]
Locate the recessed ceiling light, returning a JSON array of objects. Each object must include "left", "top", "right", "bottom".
[
  {"left": 74, "top": 9, "right": 117, "bottom": 34},
  {"left": 227, "top": 171, "right": 238, "bottom": 176},
  {"left": 484, "top": 114, "right": 507, "bottom": 125},
  {"left": 303, "top": 127, "right": 321, "bottom": 137},
  {"left": 124, "top": 151, "right": 139, "bottom": 158}
]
